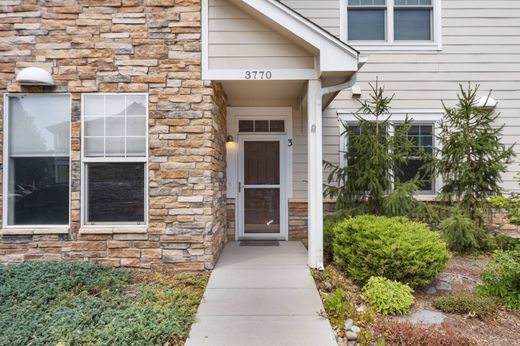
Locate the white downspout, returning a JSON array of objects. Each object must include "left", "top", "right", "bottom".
[{"left": 307, "top": 73, "right": 358, "bottom": 271}]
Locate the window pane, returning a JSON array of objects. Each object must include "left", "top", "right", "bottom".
[
  {"left": 239, "top": 120, "right": 254, "bottom": 132},
  {"left": 126, "top": 137, "right": 147, "bottom": 157},
  {"left": 83, "top": 94, "right": 147, "bottom": 158},
  {"left": 348, "top": 9, "right": 386, "bottom": 40},
  {"left": 244, "top": 188, "right": 280, "bottom": 234},
  {"left": 127, "top": 117, "right": 146, "bottom": 136},
  {"left": 85, "top": 137, "right": 104, "bottom": 157},
  {"left": 84, "top": 117, "right": 103, "bottom": 137},
  {"left": 254, "top": 120, "right": 269, "bottom": 132},
  {"left": 394, "top": 9, "right": 431, "bottom": 40},
  {"left": 269, "top": 120, "right": 285, "bottom": 132},
  {"left": 395, "top": 0, "right": 431, "bottom": 5},
  {"left": 126, "top": 96, "right": 147, "bottom": 116},
  {"left": 397, "top": 159, "right": 433, "bottom": 191},
  {"left": 9, "top": 95, "right": 70, "bottom": 157},
  {"left": 105, "top": 117, "right": 125, "bottom": 136},
  {"left": 87, "top": 163, "right": 145, "bottom": 223},
  {"left": 105, "top": 137, "right": 125, "bottom": 157},
  {"left": 8, "top": 158, "right": 69, "bottom": 225},
  {"left": 84, "top": 95, "right": 104, "bottom": 116},
  {"left": 396, "top": 124, "right": 434, "bottom": 191},
  {"left": 349, "top": 0, "right": 386, "bottom": 5},
  {"left": 106, "top": 95, "right": 126, "bottom": 116}
]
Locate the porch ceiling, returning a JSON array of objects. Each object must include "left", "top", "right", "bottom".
[{"left": 221, "top": 80, "right": 305, "bottom": 106}]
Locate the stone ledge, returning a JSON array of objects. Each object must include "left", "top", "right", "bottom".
[
  {"left": 0, "top": 228, "right": 70, "bottom": 235},
  {"left": 79, "top": 227, "right": 148, "bottom": 235}
]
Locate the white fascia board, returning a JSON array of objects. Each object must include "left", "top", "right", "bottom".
[{"left": 229, "top": 0, "right": 359, "bottom": 73}]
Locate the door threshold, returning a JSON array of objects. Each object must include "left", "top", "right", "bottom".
[{"left": 239, "top": 240, "right": 280, "bottom": 247}]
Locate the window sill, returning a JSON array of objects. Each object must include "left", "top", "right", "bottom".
[
  {"left": 0, "top": 227, "right": 70, "bottom": 236},
  {"left": 79, "top": 227, "right": 148, "bottom": 235},
  {"left": 349, "top": 43, "right": 441, "bottom": 51}
]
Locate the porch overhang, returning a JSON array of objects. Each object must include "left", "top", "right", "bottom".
[
  {"left": 201, "top": 0, "right": 362, "bottom": 82},
  {"left": 203, "top": 0, "right": 365, "bottom": 269}
]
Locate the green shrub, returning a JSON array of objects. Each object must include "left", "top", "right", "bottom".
[
  {"left": 432, "top": 292, "right": 499, "bottom": 319},
  {"left": 333, "top": 215, "right": 448, "bottom": 287},
  {"left": 477, "top": 249, "right": 520, "bottom": 311},
  {"left": 321, "top": 288, "right": 353, "bottom": 330},
  {"left": 439, "top": 209, "right": 486, "bottom": 254},
  {"left": 383, "top": 181, "right": 418, "bottom": 217},
  {"left": 0, "top": 262, "right": 207, "bottom": 346},
  {"left": 362, "top": 277, "right": 414, "bottom": 315},
  {"left": 491, "top": 234, "right": 520, "bottom": 251}
]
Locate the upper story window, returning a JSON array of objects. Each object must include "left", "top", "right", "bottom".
[
  {"left": 3, "top": 94, "right": 71, "bottom": 226},
  {"left": 345, "top": 0, "right": 441, "bottom": 50}
]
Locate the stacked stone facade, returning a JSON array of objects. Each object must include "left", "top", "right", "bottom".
[{"left": 0, "top": 0, "right": 228, "bottom": 270}]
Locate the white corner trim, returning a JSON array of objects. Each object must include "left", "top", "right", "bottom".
[{"left": 201, "top": 0, "right": 209, "bottom": 80}]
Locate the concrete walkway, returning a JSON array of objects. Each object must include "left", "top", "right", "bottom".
[{"left": 185, "top": 241, "right": 337, "bottom": 346}]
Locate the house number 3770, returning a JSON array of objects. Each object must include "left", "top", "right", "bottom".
[{"left": 245, "top": 71, "right": 272, "bottom": 80}]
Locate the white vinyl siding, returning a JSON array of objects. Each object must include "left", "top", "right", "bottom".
[
  {"left": 277, "top": 0, "right": 520, "bottom": 196},
  {"left": 208, "top": 0, "right": 316, "bottom": 70},
  {"left": 279, "top": 0, "right": 341, "bottom": 37}
]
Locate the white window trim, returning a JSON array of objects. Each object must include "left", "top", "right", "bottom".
[
  {"left": 2, "top": 93, "right": 72, "bottom": 230},
  {"left": 80, "top": 93, "right": 149, "bottom": 228},
  {"left": 337, "top": 109, "right": 444, "bottom": 198},
  {"left": 340, "top": 0, "right": 442, "bottom": 51}
]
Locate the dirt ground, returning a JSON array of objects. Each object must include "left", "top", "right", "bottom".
[{"left": 412, "top": 255, "right": 520, "bottom": 346}]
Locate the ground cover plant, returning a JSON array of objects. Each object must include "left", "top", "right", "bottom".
[
  {"left": 432, "top": 292, "right": 499, "bottom": 319},
  {"left": 0, "top": 262, "right": 208, "bottom": 346},
  {"left": 369, "top": 317, "right": 478, "bottom": 346},
  {"left": 333, "top": 215, "right": 448, "bottom": 287}
]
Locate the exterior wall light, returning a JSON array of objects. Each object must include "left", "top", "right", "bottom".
[
  {"left": 475, "top": 95, "right": 497, "bottom": 108},
  {"left": 226, "top": 135, "right": 234, "bottom": 142},
  {"left": 16, "top": 67, "right": 54, "bottom": 86}
]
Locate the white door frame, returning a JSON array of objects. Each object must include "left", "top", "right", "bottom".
[{"left": 237, "top": 134, "right": 288, "bottom": 240}]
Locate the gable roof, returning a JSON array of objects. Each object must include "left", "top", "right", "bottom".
[{"left": 226, "top": 0, "right": 360, "bottom": 73}]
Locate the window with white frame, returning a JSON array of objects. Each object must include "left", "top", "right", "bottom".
[
  {"left": 346, "top": 0, "right": 438, "bottom": 46},
  {"left": 342, "top": 120, "right": 436, "bottom": 193},
  {"left": 82, "top": 94, "right": 148, "bottom": 225},
  {"left": 4, "top": 94, "right": 71, "bottom": 226},
  {"left": 395, "top": 123, "right": 435, "bottom": 192}
]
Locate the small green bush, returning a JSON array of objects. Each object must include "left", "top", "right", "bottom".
[
  {"left": 439, "top": 209, "right": 487, "bottom": 254},
  {"left": 477, "top": 248, "right": 520, "bottom": 311},
  {"left": 432, "top": 292, "right": 499, "bottom": 319},
  {"left": 333, "top": 215, "right": 448, "bottom": 287},
  {"left": 362, "top": 276, "right": 414, "bottom": 315}
]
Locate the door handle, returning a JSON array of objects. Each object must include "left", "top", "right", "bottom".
[{"left": 238, "top": 182, "right": 242, "bottom": 193}]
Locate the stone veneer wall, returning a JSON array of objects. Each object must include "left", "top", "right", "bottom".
[
  {"left": 0, "top": 0, "right": 228, "bottom": 270},
  {"left": 226, "top": 199, "right": 335, "bottom": 246}
]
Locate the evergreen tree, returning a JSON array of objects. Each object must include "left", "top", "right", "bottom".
[
  {"left": 324, "top": 81, "right": 414, "bottom": 211},
  {"left": 435, "top": 84, "right": 515, "bottom": 221}
]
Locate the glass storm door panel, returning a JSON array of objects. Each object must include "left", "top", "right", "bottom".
[{"left": 242, "top": 141, "right": 281, "bottom": 235}]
